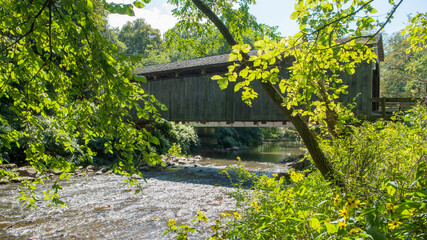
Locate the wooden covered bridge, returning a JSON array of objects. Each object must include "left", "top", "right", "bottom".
[{"left": 134, "top": 36, "right": 405, "bottom": 127}]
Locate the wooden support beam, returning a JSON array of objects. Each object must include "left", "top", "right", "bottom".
[
  {"left": 371, "top": 97, "right": 424, "bottom": 103},
  {"left": 381, "top": 97, "right": 386, "bottom": 118}
]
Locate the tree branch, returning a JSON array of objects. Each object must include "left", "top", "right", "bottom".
[
  {"left": 310, "top": 0, "right": 374, "bottom": 37},
  {"left": 191, "top": 0, "right": 239, "bottom": 47},
  {"left": 190, "top": 0, "right": 344, "bottom": 187},
  {"left": 0, "top": 0, "right": 50, "bottom": 54},
  {"left": 363, "top": 0, "right": 403, "bottom": 46}
]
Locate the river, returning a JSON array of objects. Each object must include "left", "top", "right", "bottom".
[{"left": 0, "top": 141, "right": 304, "bottom": 239}]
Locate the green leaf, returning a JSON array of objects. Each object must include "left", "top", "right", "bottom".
[
  {"left": 239, "top": 68, "right": 249, "bottom": 78},
  {"left": 290, "top": 11, "right": 299, "bottom": 20},
  {"left": 294, "top": 32, "right": 303, "bottom": 39},
  {"left": 59, "top": 172, "right": 67, "bottom": 180},
  {"left": 150, "top": 136, "right": 160, "bottom": 145},
  {"left": 212, "top": 75, "right": 223, "bottom": 81},
  {"left": 229, "top": 53, "right": 238, "bottom": 61},
  {"left": 309, "top": 218, "right": 321, "bottom": 233},
  {"left": 86, "top": 0, "right": 93, "bottom": 11},
  {"left": 134, "top": 75, "right": 147, "bottom": 83},
  {"left": 413, "top": 189, "right": 427, "bottom": 198},
  {"left": 325, "top": 222, "right": 338, "bottom": 234},
  {"left": 133, "top": 1, "right": 145, "bottom": 8},
  {"left": 366, "top": 228, "right": 387, "bottom": 240},
  {"left": 254, "top": 40, "right": 265, "bottom": 49},
  {"left": 218, "top": 78, "right": 228, "bottom": 90}
]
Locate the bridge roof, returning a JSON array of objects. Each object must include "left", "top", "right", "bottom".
[
  {"left": 134, "top": 51, "right": 258, "bottom": 76},
  {"left": 135, "top": 34, "right": 383, "bottom": 78}
]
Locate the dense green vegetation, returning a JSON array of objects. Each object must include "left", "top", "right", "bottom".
[
  {"left": 1, "top": 1, "right": 426, "bottom": 238},
  {"left": 161, "top": 0, "right": 427, "bottom": 239},
  {"left": 166, "top": 106, "right": 427, "bottom": 239},
  {"left": 151, "top": 122, "right": 200, "bottom": 155},
  {"left": 381, "top": 32, "right": 427, "bottom": 97},
  {"left": 214, "top": 127, "right": 263, "bottom": 149},
  {"left": 0, "top": 0, "right": 166, "bottom": 206}
]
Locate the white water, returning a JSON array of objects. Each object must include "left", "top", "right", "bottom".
[{"left": 0, "top": 142, "right": 304, "bottom": 239}]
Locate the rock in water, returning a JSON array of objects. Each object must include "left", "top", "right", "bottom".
[
  {"left": 0, "top": 221, "right": 13, "bottom": 230},
  {"left": 16, "top": 166, "right": 38, "bottom": 177}
]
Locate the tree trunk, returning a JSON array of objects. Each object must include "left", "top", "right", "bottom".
[{"left": 191, "top": 0, "right": 344, "bottom": 187}]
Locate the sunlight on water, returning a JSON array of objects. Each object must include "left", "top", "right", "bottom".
[{"left": 0, "top": 141, "right": 304, "bottom": 239}]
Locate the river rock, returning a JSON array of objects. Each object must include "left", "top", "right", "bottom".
[
  {"left": 50, "top": 169, "right": 63, "bottom": 175},
  {"left": 0, "top": 163, "right": 17, "bottom": 169},
  {"left": 279, "top": 155, "right": 312, "bottom": 171},
  {"left": 0, "top": 178, "right": 10, "bottom": 184},
  {"left": 16, "top": 166, "right": 38, "bottom": 177},
  {"left": 0, "top": 221, "right": 13, "bottom": 230},
  {"left": 131, "top": 174, "right": 142, "bottom": 180},
  {"left": 139, "top": 166, "right": 150, "bottom": 171},
  {"left": 288, "top": 158, "right": 312, "bottom": 171},
  {"left": 279, "top": 154, "right": 305, "bottom": 163},
  {"left": 94, "top": 205, "right": 111, "bottom": 211},
  {"left": 11, "top": 176, "right": 36, "bottom": 183}
]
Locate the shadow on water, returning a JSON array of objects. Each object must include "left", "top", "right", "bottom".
[
  {"left": 141, "top": 165, "right": 261, "bottom": 189},
  {"left": 140, "top": 141, "right": 306, "bottom": 188}
]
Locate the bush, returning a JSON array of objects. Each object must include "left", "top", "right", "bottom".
[
  {"left": 151, "top": 122, "right": 200, "bottom": 155},
  {"left": 165, "top": 106, "right": 427, "bottom": 239},
  {"left": 321, "top": 105, "right": 427, "bottom": 198},
  {"left": 1, "top": 116, "right": 84, "bottom": 167},
  {"left": 215, "top": 127, "right": 263, "bottom": 149},
  {"left": 167, "top": 163, "right": 426, "bottom": 239}
]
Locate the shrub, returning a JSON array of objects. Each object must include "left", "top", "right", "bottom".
[
  {"left": 215, "top": 127, "right": 263, "bottom": 149},
  {"left": 1, "top": 116, "right": 84, "bottom": 166},
  {"left": 320, "top": 106, "right": 427, "bottom": 198},
  {"left": 151, "top": 122, "right": 200, "bottom": 155},
  {"left": 166, "top": 163, "right": 426, "bottom": 239},
  {"left": 165, "top": 106, "right": 427, "bottom": 239}
]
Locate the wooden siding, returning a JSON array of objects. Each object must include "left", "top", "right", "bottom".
[{"left": 139, "top": 61, "right": 375, "bottom": 123}]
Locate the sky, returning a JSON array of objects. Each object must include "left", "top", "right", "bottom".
[{"left": 108, "top": 0, "right": 427, "bottom": 36}]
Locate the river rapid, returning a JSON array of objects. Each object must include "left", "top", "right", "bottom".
[{"left": 0, "top": 141, "right": 304, "bottom": 239}]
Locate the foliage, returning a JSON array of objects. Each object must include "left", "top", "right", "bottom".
[
  {"left": 402, "top": 13, "right": 427, "bottom": 54},
  {"left": 381, "top": 32, "right": 426, "bottom": 97},
  {"left": 151, "top": 122, "right": 200, "bottom": 155},
  {"left": 101, "top": 25, "right": 127, "bottom": 53},
  {"left": 167, "top": 0, "right": 413, "bottom": 185},
  {"left": 320, "top": 106, "right": 427, "bottom": 198},
  {"left": 165, "top": 0, "right": 280, "bottom": 58},
  {"left": 210, "top": 165, "right": 427, "bottom": 239},
  {"left": 260, "top": 127, "right": 285, "bottom": 140},
  {"left": 167, "top": 143, "right": 183, "bottom": 157},
  {"left": 167, "top": 162, "right": 426, "bottom": 239},
  {"left": 118, "top": 18, "right": 162, "bottom": 56},
  {"left": 165, "top": 106, "right": 427, "bottom": 239},
  {"left": 1, "top": 116, "right": 85, "bottom": 166},
  {"left": 260, "top": 127, "right": 300, "bottom": 141},
  {"left": 214, "top": 127, "right": 263, "bottom": 149},
  {"left": 0, "top": 0, "right": 164, "bottom": 206},
  {"left": 220, "top": 156, "right": 257, "bottom": 189}
]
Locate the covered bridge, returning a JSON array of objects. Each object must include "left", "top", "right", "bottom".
[{"left": 135, "top": 36, "right": 384, "bottom": 127}]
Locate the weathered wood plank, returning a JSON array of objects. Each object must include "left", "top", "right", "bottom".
[{"left": 139, "top": 60, "right": 381, "bottom": 123}]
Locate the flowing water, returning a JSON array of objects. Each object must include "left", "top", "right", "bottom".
[{"left": 0, "top": 141, "right": 304, "bottom": 239}]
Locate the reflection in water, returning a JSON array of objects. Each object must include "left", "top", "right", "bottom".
[
  {"left": 202, "top": 141, "right": 305, "bottom": 162},
  {"left": 0, "top": 141, "right": 304, "bottom": 239}
]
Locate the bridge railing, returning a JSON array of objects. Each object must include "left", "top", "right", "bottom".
[{"left": 371, "top": 97, "right": 426, "bottom": 118}]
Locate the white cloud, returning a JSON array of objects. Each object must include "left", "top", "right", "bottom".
[{"left": 107, "top": 5, "right": 178, "bottom": 35}]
